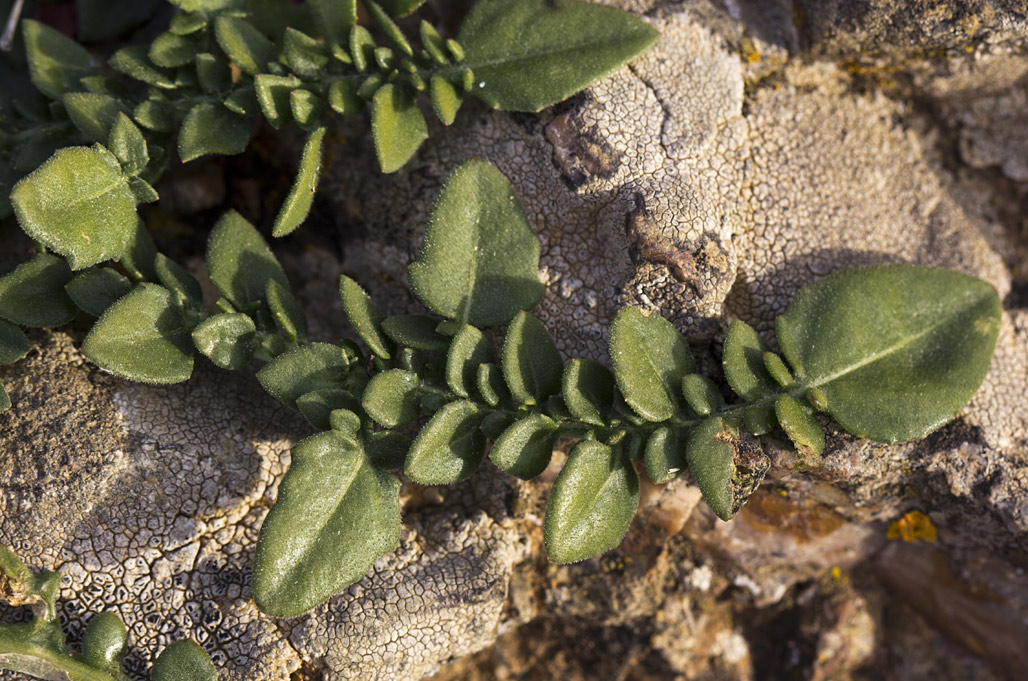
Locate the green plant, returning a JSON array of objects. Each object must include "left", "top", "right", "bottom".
[{"left": 0, "top": 545, "right": 216, "bottom": 680}]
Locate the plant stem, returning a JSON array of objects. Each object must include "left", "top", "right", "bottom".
[{"left": 0, "top": 629, "right": 129, "bottom": 681}]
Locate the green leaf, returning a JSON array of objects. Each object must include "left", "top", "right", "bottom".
[
  {"left": 154, "top": 253, "right": 203, "bottom": 303},
  {"left": 362, "top": 369, "right": 419, "bottom": 428},
  {"left": 149, "top": 32, "right": 199, "bottom": 68},
  {"left": 253, "top": 431, "right": 400, "bottom": 617},
  {"left": 82, "top": 284, "right": 194, "bottom": 383},
  {"left": 408, "top": 159, "right": 543, "bottom": 325},
  {"left": 609, "top": 307, "right": 694, "bottom": 422},
  {"left": 762, "top": 351, "right": 794, "bottom": 388},
  {"left": 681, "top": 373, "right": 722, "bottom": 417},
  {"left": 723, "top": 320, "right": 777, "bottom": 402},
  {"left": 191, "top": 312, "right": 256, "bottom": 370},
  {"left": 255, "top": 74, "right": 302, "bottom": 129},
  {"left": 476, "top": 363, "right": 506, "bottom": 407},
  {"left": 120, "top": 217, "right": 158, "bottom": 281},
  {"left": 489, "top": 413, "right": 557, "bottom": 479},
  {"left": 405, "top": 399, "right": 486, "bottom": 484},
  {"left": 445, "top": 325, "right": 496, "bottom": 397},
  {"left": 686, "top": 417, "right": 735, "bottom": 521},
  {"left": 328, "top": 78, "right": 364, "bottom": 116},
  {"left": 77, "top": 0, "right": 161, "bottom": 42},
  {"left": 339, "top": 275, "right": 391, "bottom": 359},
  {"left": 296, "top": 388, "right": 360, "bottom": 430},
  {"left": 214, "top": 16, "right": 276, "bottom": 76},
  {"left": 420, "top": 21, "right": 449, "bottom": 65},
  {"left": 561, "top": 358, "right": 614, "bottom": 427},
  {"left": 349, "top": 25, "right": 376, "bottom": 72},
  {"left": 776, "top": 264, "right": 1001, "bottom": 443},
  {"left": 282, "top": 27, "right": 329, "bottom": 79},
  {"left": 22, "top": 20, "right": 100, "bottom": 99},
  {"left": 128, "top": 176, "right": 160, "bottom": 204},
  {"left": 0, "top": 254, "right": 77, "bottom": 327},
  {"left": 775, "top": 393, "right": 825, "bottom": 456},
  {"left": 743, "top": 403, "right": 775, "bottom": 436},
  {"left": 109, "top": 46, "right": 175, "bottom": 89},
  {"left": 381, "top": 315, "right": 448, "bottom": 351},
  {"left": 206, "top": 210, "right": 289, "bottom": 308},
  {"left": 266, "top": 279, "right": 307, "bottom": 342},
  {"left": 272, "top": 127, "right": 324, "bottom": 237},
  {"left": 178, "top": 104, "right": 250, "bottom": 161},
  {"left": 224, "top": 86, "right": 260, "bottom": 116},
  {"left": 458, "top": 0, "right": 658, "bottom": 112},
  {"left": 257, "top": 342, "right": 350, "bottom": 407},
  {"left": 195, "top": 53, "right": 231, "bottom": 93},
  {"left": 371, "top": 83, "right": 428, "bottom": 173},
  {"left": 643, "top": 426, "right": 683, "bottom": 484},
  {"left": 169, "top": 11, "right": 207, "bottom": 35},
  {"left": 65, "top": 267, "right": 132, "bottom": 317},
  {"left": 308, "top": 0, "right": 356, "bottom": 44},
  {"left": 80, "top": 611, "right": 128, "bottom": 672},
  {"left": 366, "top": 430, "right": 410, "bottom": 471},
  {"left": 63, "top": 93, "right": 124, "bottom": 143},
  {"left": 134, "top": 99, "right": 176, "bottom": 132},
  {"left": 376, "top": 0, "right": 427, "bottom": 16},
  {"left": 108, "top": 113, "right": 149, "bottom": 173},
  {"left": 11, "top": 147, "right": 136, "bottom": 271},
  {"left": 290, "top": 89, "right": 324, "bottom": 129},
  {"left": 151, "top": 640, "right": 216, "bottom": 681},
  {"left": 543, "top": 439, "right": 638, "bottom": 563},
  {"left": 429, "top": 74, "right": 461, "bottom": 126},
  {"left": 0, "top": 319, "right": 31, "bottom": 365},
  {"left": 364, "top": 1, "right": 413, "bottom": 57},
  {"left": 502, "top": 311, "right": 562, "bottom": 404}
]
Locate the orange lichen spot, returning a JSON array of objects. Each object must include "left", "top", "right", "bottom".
[
  {"left": 887, "top": 511, "right": 937, "bottom": 543},
  {"left": 739, "top": 37, "right": 761, "bottom": 64}
]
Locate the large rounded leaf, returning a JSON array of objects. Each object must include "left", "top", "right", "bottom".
[
  {"left": 82, "top": 284, "right": 194, "bottom": 383},
  {"left": 408, "top": 160, "right": 543, "bottom": 326},
  {"left": 776, "top": 264, "right": 1001, "bottom": 443},
  {"left": 253, "top": 431, "right": 400, "bottom": 617},
  {"left": 543, "top": 439, "right": 638, "bottom": 563}
]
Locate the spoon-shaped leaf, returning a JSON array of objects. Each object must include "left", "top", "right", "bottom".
[
  {"left": 502, "top": 311, "right": 562, "bottom": 404},
  {"left": 686, "top": 416, "right": 735, "bottom": 521},
  {"left": 776, "top": 264, "right": 1001, "bottom": 443},
  {"left": 257, "top": 343, "right": 350, "bottom": 407},
  {"left": 722, "top": 320, "right": 776, "bottom": 402},
  {"left": 458, "top": 0, "right": 658, "bottom": 112},
  {"left": 339, "top": 275, "right": 392, "bottom": 359},
  {"left": 207, "top": 210, "right": 288, "bottom": 308},
  {"left": 362, "top": 369, "right": 419, "bottom": 428},
  {"left": 446, "top": 325, "right": 496, "bottom": 397},
  {"left": 405, "top": 400, "right": 485, "bottom": 484},
  {"left": 152, "top": 640, "right": 216, "bottom": 681},
  {"left": 371, "top": 83, "right": 427, "bottom": 173},
  {"left": 408, "top": 159, "right": 543, "bottom": 326},
  {"left": 544, "top": 439, "right": 638, "bottom": 563},
  {"left": 561, "top": 359, "right": 615, "bottom": 426},
  {"left": 0, "top": 254, "right": 77, "bottom": 327},
  {"left": 253, "top": 431, "right": 400, "bottom": 617},
  {"left": 490, "top": 413, "right": 558, "bottom": 480}
]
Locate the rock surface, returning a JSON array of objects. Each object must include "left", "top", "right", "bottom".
[{"left": 3, "top": 1, "right": 1028, "bottom": 680}]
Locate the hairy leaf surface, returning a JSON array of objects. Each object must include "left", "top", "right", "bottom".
[
  {"left": 405, "top": 400, "right": 485, "bottom": 484},
  {"left": 502, "top": 311, "right": 562, "bottom": 404},
  {"left": 609, "top": 307, "right": 693, "bottom": 422},
  {"left": 0, "top": 254, "right": 77, "bottom": 327},
  {"left": 207, "top": 211, "right": 288, "bottom": 308}
]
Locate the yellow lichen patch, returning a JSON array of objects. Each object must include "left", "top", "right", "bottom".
[{"left": 887, "top": 510, "right": 937, "bottom": 543}]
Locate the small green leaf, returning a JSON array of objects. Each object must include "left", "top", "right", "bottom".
[
  {"left": 502, "top": 311, "right": 562, "bottom": 404},
  {"left": 328, "top": 78, "right": 364, "bottom": 116},
  {"left": 22, "top": 20, "right": 100, "bottom": 99},
  {"left": 489, "top": 413, "right": 557, "bottom": 479},
  {"left": 609, "top": 307, "right": 694, "bottom": 422},
  {"left": 207, "top": 210, "right": 289, "bottom": 308},
  {"left": 178, "top": 104, "right": 250, "bottom": 161},
  {"left": 561, "top": 358, "right": 614, "bottom": 426},
  {"left": 82, "top": 284, "right": 194, "bottom": 383},
  {"left": 480, "top": 410, "right": 514, "bottom": 439},
  {"left": 364, "top": 1, "right": 414, "bottom": 57},
  {"left": 445, "top": 325, "right": 496, "bottom": 397},
  {"left": 282, "top": 27, "right": 329, "bottom": 78},
  {"left": 290, "top": 89, "right": 324, "bottom": 129},
  {"left": 11, "top": 147, "right": 136, "bottom": 270},
  {"left": 63, "top": 93, "right": 124, "bottom": 143},
  {"left": 339, "top": 275, "right": 391, "bottom": 359},
  {"left": 214, "top": 16, "right": 276, "bottom": 76},
  {"left": 458, "top": 0, "right": 659, "bottom": 111},
  {"left": 257, "top": 343, "right": 350, "bottom": 407},
  {"left": 149, "top": 31, "right": 199, "bottom": 68},
  {"left": 376, "top": 0, "right": 427, "bottom": 16},
  {"left": 134, "top": 99, "right": 176, "bottom": 132},
  {"left": 686, "top": 417, "right": 735, "bottom": 521},
  {"left": 405, "top": 399, "right": 486, "bottom": 484},
  {"left": 296, "top": 388, "right": 360, "bottom": 430},
  {"left": 265, "top": 279, "right": 307, "bottom": 342},
  {"left": 420, "top": 21, "right": 449, "bottom": 65},
  {"left": 775, "top": 394, "right": 825, "bottom": 456},
  {"left": 224, "top": 86, "right": 260, "bottom": 116},
  {"left": 151, "top": 640, "right": 216, "bottom": 681},
  {"left": 169, "top": 11, "right": 207, "bottom": 35},
  {"left": 81, "top": 611, "right": 128, "bottom": 672},
  {"left": 120, "top": 217, "right": 158, "bottom": 281},
  {"left": 109, "top": 46, "right": 175, "bottom": 89},
  {"left": 349, "top": 25, "right": 376, "bottom": 72},
  {"left": 308, "top": 0, "right": 356, "bottom": 44},
  {"left": 0, "top": 254, "right": 77, "bottom": 327},
  {"left": 191, "top": 313, "right": 256, "bottom": 370},
  {"left": 0, "top": 320, "right": 31, "bottom": 365},
  {"left": 381, "top": 315, "right": 448, "bottom": 351},
  {"left": 329, "top": 408, "right": 361, "bottom": 434},
  {"left": 128, "top": 176, "right": 160, "bottom": 204},
  {"left": 763, "top": 352, "right": 794, "bottom": 388},
  {"left": 155, "top": 253, "right": 203, "bottom": 303},
  {"left": 722, "top": 320, "right": 777, "bottom": 402},
  {"left": 644, "top": 426, "right": 683, "bottom": 484},
  {"left": 429, "top": 74, "right": 462, "bottom": 125},
  {"left": 476, "top": 363, "right": 506, "bottom": 407},
  {"left": 543, "top": 439, "right": 638, "bottom": 563},
  {"left": 272, "top": 127, "right": 324, "bottom": 237},
  {"left": 362, "top": 369, "right": 419, "bottom": 428},
  {"left": 408, "top": 159, "right": 543, "bottom": 325},
  {"left": 357, "top": 73, "right": 386, "bottom": 101},
  {"left": 681, "top": 373, "right": 722, "bottom": 417},
  {"left": 371, "top": 83, "right": 428, "bottom": 173},
  {"left": 776, "top": 264, "right": 1001, "bottom": 443},
  {"left": 743, "top": 403, "right": 775, "bottom": 436},
  {"left": 255, "top": 74, "right": 302, "bottom": 129},
  {"left": 366, "top": 430, "right": 410, "bottom": 471},
  {"left": 108, "top": 113, "right": 149, "bottom": 173},
  {"left": 195, "top": 53, "right": 231, "bottom": 93},
  {"left": 253, "top": 431, "right": 400, "bottom": 617},
  {"left": 65, "top": 267, "right": 132, "bottom": 317}
]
